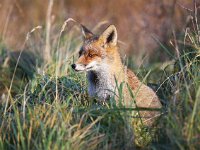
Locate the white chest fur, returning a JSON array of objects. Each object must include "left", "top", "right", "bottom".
[{"left": 87, "top": 70, "right": 115, "bottom": 101}]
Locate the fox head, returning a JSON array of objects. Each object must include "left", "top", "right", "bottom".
[{"left": 71, "top": 24, "right": 119, "bottom": 72}]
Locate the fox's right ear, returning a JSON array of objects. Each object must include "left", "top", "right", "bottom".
[
  {"left": 100, "top": 25, "right": 117, "bottom": 46},
  {"left": 81, "top": 25, "right": 94, "bottom": 40}
]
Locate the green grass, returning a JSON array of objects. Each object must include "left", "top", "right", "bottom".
[{"left": 0, "top": 18, "right": 200, "bottom": 149}]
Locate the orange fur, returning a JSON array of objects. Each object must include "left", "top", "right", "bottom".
[{"left": 72, "top": 25, "right": 162, "bottom": 126}]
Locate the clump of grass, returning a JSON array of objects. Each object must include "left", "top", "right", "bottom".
[
  {"left": 145, "top": 9, "right": 200, "bottom": 148},
  {"left": 0, "top": 70, "right": 136, "bottom": 149},
  {"left": 28, "top": 74, "right": 87, "bottom": 105},
  {"left": 0, "top": 2, "right": 200, "bottom": 149}
]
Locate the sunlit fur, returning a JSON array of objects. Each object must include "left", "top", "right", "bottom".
[{"left": 72, "top": 25, "right": 162, "bottom": 126}]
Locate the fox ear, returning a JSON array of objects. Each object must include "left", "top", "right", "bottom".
[
  {"left": 100, "top": 25, "right": 117, "bottom": 46},
  {"left": 81, "top": 24, "right": 94, "bottom": 40}
]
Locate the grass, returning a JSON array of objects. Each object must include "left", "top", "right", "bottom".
[{"left": 0, "top": 4, "right": 200, "bottom": 150}]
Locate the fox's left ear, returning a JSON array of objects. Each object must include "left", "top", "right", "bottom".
[
  {"left": 81, "top": 24, "right": 94, "bottom": 40},
  {"left": 100, "top": 25, "right": 117, "bottom": 46}
]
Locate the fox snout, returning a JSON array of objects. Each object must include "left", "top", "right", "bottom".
[
  {"left": 71, "top": 61, "right": 99, "bottom": 72},
  {"left": 71, "top": 64, "right": 76, "bottom": 69},
  {"left": 71, "top": 63, "right": 86, "bottom": 72}
]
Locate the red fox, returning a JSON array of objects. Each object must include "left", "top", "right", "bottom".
[{"left": 71, "top": 25, "right": 162, "bottom": 126}]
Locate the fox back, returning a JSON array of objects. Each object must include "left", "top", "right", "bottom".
[{"left": 71, "top": 25, "right": 162, "bottom": 126}]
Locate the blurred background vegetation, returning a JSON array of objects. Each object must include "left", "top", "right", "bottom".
[
  {"left": 0, "top": 0, "right": 199, "bottom": 149},
  {"left": 0, "top": 0, "right": 197, "bottom": 55}
]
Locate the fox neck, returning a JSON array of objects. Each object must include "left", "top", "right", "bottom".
[
  {"left": 87, "top": 69, "right": 114, "bottom": 101},
  {"left": 87, "top": 48, "right": 125, "bottom": 100},
  {"left": 109, "top": 47, "right": 125, "bottom": 78}
]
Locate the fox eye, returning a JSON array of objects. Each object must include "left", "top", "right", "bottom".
[{"left": 88, "top": 54, "right": 93, "bottom": 58}]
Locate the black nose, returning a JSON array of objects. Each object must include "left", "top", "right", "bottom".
[{"left": 71, "top": 64, "right": 76, "bottom": 69}]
